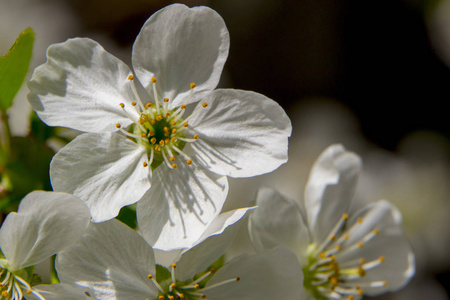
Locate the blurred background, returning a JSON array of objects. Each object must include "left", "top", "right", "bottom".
[{"left": 0, "top": 0, "right": 449, "bottom": 299}]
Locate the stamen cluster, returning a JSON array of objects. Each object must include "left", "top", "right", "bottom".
[
  {"left": 0, "top": 266, "right": 44, "bottom": 300},
  {"left": 116, "top": 76, "right": 207, "bottom": 170},
  {"left": 303, "top": 214, "right": 387, "bottom": 300},
  {"left": 146, "top": 263, "right": 239, "bottom": 300}
]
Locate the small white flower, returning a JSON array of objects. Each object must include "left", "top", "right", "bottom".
[
  {"left": 27, "top": 4, "right": 292, "bottom": 250},
  {"left": 248, "top": 144, "right": 415, "bottom": 300},
  {"left": 0, "top": 191, "right": 90, "bottom": 300},
  {"left": 51, "top": 209, "right": 303, "bottom": 300}
]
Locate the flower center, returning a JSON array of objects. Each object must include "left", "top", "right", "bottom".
[
  {"left": 146, "top": 263, "right": 239, "bottom": 300},
  {"left": 116, "top": 76, "right": 207, "bottom": 171},
  {"left": 0, "top": 263, "right": 45, "bottom": 300},
  {"left": 303, "top": 214, "right": 387, "bottom": 300}
]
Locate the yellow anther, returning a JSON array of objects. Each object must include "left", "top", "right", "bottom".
[
  {"left": 330, "top": 255, "right": 336, "bottom": 261},
  {"left": 140, "top": 114, "right": 149, "bottom": 123},
  {"left": 164, "top": 127, "right": 169, "bottom": 132},
  {"left": 336, "top": 245, "right": 341, "bottom": 251},
  {"left": 330, "top": 277, "right": 338, "bottom": 285},
  {"left": 169, "top": 156, "right": 175, "bottom": 162},
  {"left": 190, "top": 82, "right": 196, "bottom": 89},
  {"left": 131, "top": 101, "right": 137, "bottom": 106},
  {"left": 164, "top": 98, "right": 169, "bottom": 103},
  {"left": 151, "top": 137, "right": 157, "bottom": 144},
  {"left": 141, "top": 133, "right": 147, "bottom": 138},
  {"left": 151, "top": 77, "right": 157, "bottom": 83},
  {"left": 172, "top": 120, "right": 177, "bottom": 125},
  {"left": 202, "top": 102, "right": 208, "bottom": 108},
  {"left": 182, "top": 122, "right": 188, "bottom": 127},
  {"left": 171, "top": 137, "right": 177, "bottom": 142},
  {"left": 383, "top": 281, "right": 387, "bottom": 287},
  {"left": 165, "top": 139, "right": 170, "bottom": 144},
  {"left": 156, "top": 116, "right": 162, "bottom": 121},
  {"left": 379, "top": 256, "right": 385, "bottom": 262},
  {"left": 374, "top": 228, "right": 380, "bottom": 234},
  {"left": 128, "top": 75, "right": 134, "bottom": 80},
  {"left": 148, "top": 274, "right": 153, "bottom": 279},
  {"left": 343, "top": 213, "right": 348, "bottom": 220},
  {"left": 359, "top": 258, "right": 365, "bottom": 264},
  {"left": 159, "top": 140, "right": 165, "bottom": 146},
  {"left": 143, "top": 162, "right": 148, "bottom": 167},
  {"left": 172, "top": 129, "right": 177, "bottom": 134},
  {"left": 358, "top": 242, "right": 364, "bottom": 248},
  {"left": 358, "top": 267, "right": 366, "bottom": 277},
  {"left": 236, "top": 276, "right": 240, "bottom": 281},
  {"left": 2, "top": 291, "right": 9, "bottom": 296},
  {"left": 172, "top": 263, "right": 177, "bottom": 269},
  {"left": 159, "top": 296, "right": 164, "bottom": 300},
  {"left": 26, "top": 290, "right": 32, "bottom": 295},
  {"left": 194, "top": 284, "right": 199, "bottom": 289},
  {"left": 165, "top": 113, "right": 171, "bottom": 118},
  {"left": 345, "top": 234, "right": 349, "bottom": 240},
  {"left": 149, "top": 131, "right": 154, "bottom": 136},
  {"left": 119, "top": 103, "right": 125, "bottom": 108},
  {"left": 187, "top": 160, "right": 192, "bottom": 165},
  {"left": 348, "top": 296, "right": 354, "bottom": 300},
  {"left": 146, "top": 102, "right": 153, "bottom": 108},
  {"left": 358, "top": 218, "right": 363, "bottom": 223},
  {"left": 170, "top": 283, "right": 176, "bottom": 288},
  {"left": 169, "top": 296, "right": 174, "bottom": 300},
  {"left": 320, "top": 252, "right": 326, "bottom": 259},
  {"left": 330, "top": 235, "right": 336, "bottom": 241},
  {"left": 210, "top": 268, "right": 215, "bottom": 274},
  {"left": 194, "top": 134, "right": 199, "bottom": 139},
  {"left": 164, "top": 132, "right": 170, "bottom": 137},
  {"left": 181, "top": 104, "right": 186, "bottom": 109},
  {"left": 116, "top": 123, "right": 121, "bottom": 128},
  {"left": 172, "top": 163, "right": 177, "bottom": 169},
  {"left": 357, "top": 287, "right": 364, "bottom": 295},
  {"left": 180, "top": 294, "right": 185, "bottom": 300},
  {"left": 150, "top": 119, "right": 156, "bottom": 125},
  {"left": 155, "top": 146, "right": 161, "bottom": 151}
]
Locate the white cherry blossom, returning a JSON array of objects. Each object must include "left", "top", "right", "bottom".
[
  {"left": 27, "top": 4, "right": 291, "bottom": 250},
  {"left": 248, "top": 144, "right": 415, "bottom": 300},
  {"left": 52, "top": 209, "right": 303, "bottom": 300},
  {"left": 0, "top": 191, "right": 90, "bottom": 300}
]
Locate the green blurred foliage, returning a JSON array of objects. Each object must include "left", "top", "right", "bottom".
[{"left": 0, "top": 28, "right": 34, "bottom": 112}]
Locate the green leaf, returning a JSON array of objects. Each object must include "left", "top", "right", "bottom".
[{"left": 0, "top": 28, "right": 34, "bottom": 112}]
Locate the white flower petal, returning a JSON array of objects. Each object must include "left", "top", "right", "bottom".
[
  {"left": 248, "top": 187, "right": 310, "bottom": 264},
  {"left": 175, "top": 207, "right": 254, "bottom": 282},
  {"left": 0, "top": 191, "right": 90, "bottom": 271},
  {"left": 28, "top": 284, "right": 91, "bottom": 300},
  {"left": 338, "top": 200, "right": 415, "bottom": 294},
  {"left": 50, "top": 133, "right": 150, "bottom": 222},
  {"left": 137, "top": 161, "right": 229, "bottom": 251},
  {"left": 56, "top": 220, "right": 158, "bottom": 300},
  {"left": 28, "top": 38, "right": 138, "bottom": 133},
  {"left": 132, "top": 4, "right": 229, "bottom": 107},
  {"left": 304, "top": 144, "right": 362, "bottom": 243},
  {"left": 203, "top": 247, "right": 304, "bottom": 300},
  {"left": 189, "top": 89, "right": 292, "bottom": 177}
]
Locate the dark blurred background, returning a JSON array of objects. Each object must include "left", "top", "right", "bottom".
[
  {"left": 58, "top": 0, "right": 450, "bottom": 150},
  {"left": 1, "top": 0, "right": 449, "bottom": 299}
]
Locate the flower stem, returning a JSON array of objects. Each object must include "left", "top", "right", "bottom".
[{"left": 0, "top": 111, "right": 11, "bottom": 160}]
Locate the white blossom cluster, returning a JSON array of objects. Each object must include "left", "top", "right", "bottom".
[{"left": 0, "top": 4, "right": 415, "bottom": 300}]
